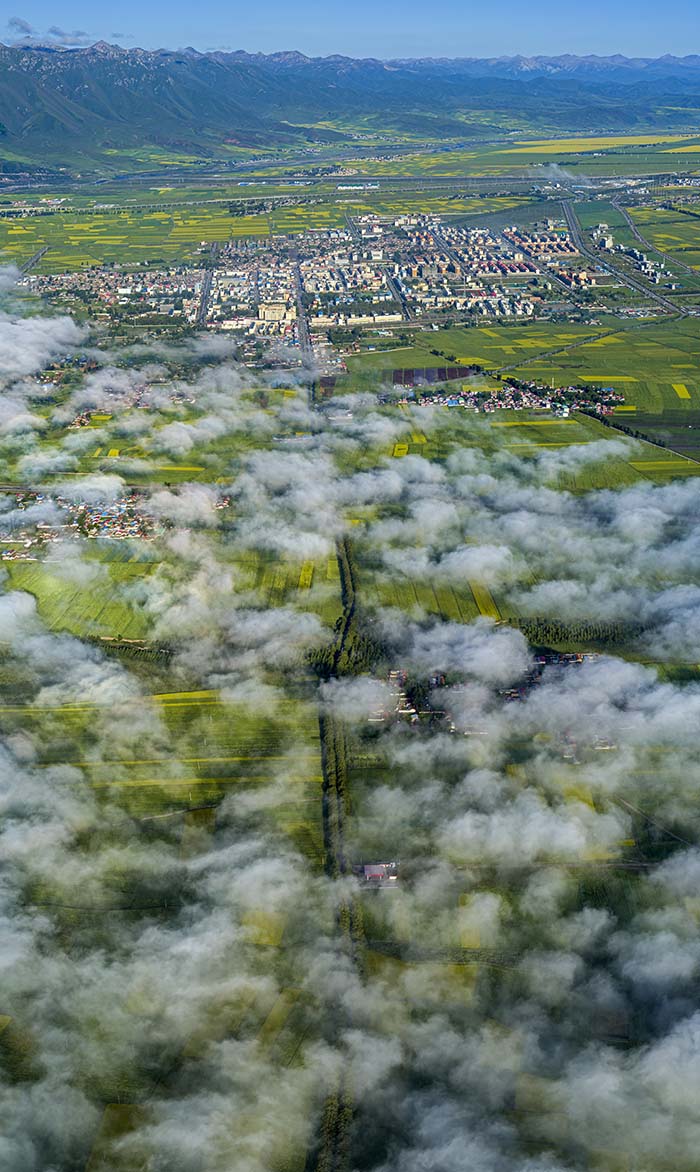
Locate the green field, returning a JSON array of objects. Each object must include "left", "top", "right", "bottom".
[
  {"left": 4, "top": 542, "right": 344, "bottom": 639},
  {"left": 0, "top": 191, "right": 539, "bottom": 270},
  {"left": 573, "top": 199, "right": 639, "bottom": 251},
  {"left": 349, "top": 323, "right": 608, "bottom": 376},
  {"left": 330, "top": 133, "right": 700, "bottom": 178},
  {"left": 1, "top": 687, "right": 324, "bottom": 846},
  {"left": 365, "top": 575, "right": 481, "bottom": 622},
  {"left": 503, "top": 320, "right": 700, "bottom": 413},
  {"left": 0, "top": 205, "right": 271, "bottom": 269},
  {"left": 393, "top": 401, "right": 700, "bottom": 485},
  {"left": 5, "top": 558, "right": 155, "bottom": 639},
  {"left": 229, "top": 548, "right": 344, "bottom": 628}
]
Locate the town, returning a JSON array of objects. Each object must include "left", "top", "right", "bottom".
[{"left": 18, "top": 213, "right": 628, "bottom": 359}]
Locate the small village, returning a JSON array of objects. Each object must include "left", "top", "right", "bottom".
[
  {"left": 395, "top": 378, "right": 625, "bottom": 414},
  {"left": 0, "top": 490, "right": 159, "bottom": 558}
]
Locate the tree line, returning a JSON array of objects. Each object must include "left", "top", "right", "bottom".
[{"left": 517, "top": 617, "right": 646, "bottom": 647}]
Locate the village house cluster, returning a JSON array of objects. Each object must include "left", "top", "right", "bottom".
[
  {"left": 396, "top": 376, "right": 623, "bottom": 414},
  {"left": 0, "top": 491, "right": 158, "bottom": 559},
  {"left": 69, "top": 496, "right": 157, "bottom": 539}
]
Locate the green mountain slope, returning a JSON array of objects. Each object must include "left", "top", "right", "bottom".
[{"left": 2, "top": 43, "right": 700, "bottom": 173}]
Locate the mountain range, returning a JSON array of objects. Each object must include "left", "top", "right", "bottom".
[{"left": 2, "top": 43, "right": 700, "bottom": 174}]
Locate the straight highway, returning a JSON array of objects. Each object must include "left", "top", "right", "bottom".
[
  {"left": 19, "top": 245, "right": 49, "bottom": 273},
  {"left": 195, "top": 244, "right": 219, "bottom": 327},
  {"left": 292, "top": 255, "right": 313, "bottom": 362},
  {"left": 196, "top": 269, "right": 214, "bottom": 327}
]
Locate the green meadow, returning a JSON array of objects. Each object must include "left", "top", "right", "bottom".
[
  {"left": 503, "top": 320, "right": 700, "bottom": 414},
  {"left": 349, "top": 323, "right": 607, "bottom": 375},
  {"left": 0, "top": 684, "right": 324, "bottom": 847},
  {"left": 4, "top": 542, "right": 344, "bottom": 641}
]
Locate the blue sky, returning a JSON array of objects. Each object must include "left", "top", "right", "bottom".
[{"left": 5, "top": 0, "right": 700, "bottom": 59}]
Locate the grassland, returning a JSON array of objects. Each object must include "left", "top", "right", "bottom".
[
  {"left": 500, "top": 134, "right": 700, "bottom": 153},
  {"left": 5, "top": 557, "right": 155, "bottom": 640},
  {"left": 209, "top": 402, "right": 691, "bottom": 638},
  {"left": 573, "top": 199, "right": 638, "bottom": 248},
  {"left": 343, "top": 193, "right": 530, "bottom": 218},
  {"left": 0, "top": 206, "right": 270, "bottom": 269},
  {"left": 228, "top": 548, "right": 345, "bottom": 628},
  {"left": 393, "top": 400, "right": 700, "bottom": 488},
  {"left": 365, "top": 575, "right": 482, "bottom": 622},
  {"left": 502, "top": 320, "right": 700, "bottom": 413},
  {"left": 346, "top": 423, "right": 692, "bottom": 652},
  {"left": 0, "top": 658, "right": 324, "bottom": 1164},
  {"left": 3, "top": 542, "right": 344, "bottom": 640}
]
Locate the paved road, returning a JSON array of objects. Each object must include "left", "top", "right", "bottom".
[
  {"left": 429, "top": 223, "right": 463, "bottom": 269},
  {"left": 195, "top": 246, "right": 218, "bottom": 328},
  {"left": 291, "top": 255, "right": 319, "bottom": 404},
  {"left": 292, "top": 257, "right": 313, "bottom": 361},
  {"left": 195, "top": 269, "right": 214, "bottom": 328},
  {"left": 561, "top": 200, "right": 685, "bottom": 316},
  {"left": 384, "top": 269, "right": 413, "bottom": 321},
  {"left": 19, "top": 245, "right": 49, "bottom": 274},
  {"left": 196, "top": 242, "right": 220, "bottom": 327}
]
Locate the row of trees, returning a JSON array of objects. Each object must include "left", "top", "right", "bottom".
[
  {"left": 309, "top": 538, "right": 370, "bottom": 1169},
  {"left": 309, "top": 539, "right": 386, "bottom": 679},
  {"left": 319, "top": 713, "right": 349, "bottom": 881},
  {"left": 517, "top": 617, "right": 646, "bottom": 647},
  {"left": 313, "top": 1082, "right": 354, "bottom": 1172},
  {"left": 581, "top": 408, "right": 679, "bottom": 452}
]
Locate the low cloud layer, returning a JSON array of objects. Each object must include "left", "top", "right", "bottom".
[{"left": 2, "top": 289, "right": 700, "bottom": 1172}]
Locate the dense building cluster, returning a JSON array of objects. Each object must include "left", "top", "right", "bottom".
[{"left": 18, "top": 214, "right": 604, "bottom": 365}]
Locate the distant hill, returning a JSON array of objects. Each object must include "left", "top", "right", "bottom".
[{"left": 2, "top": 43, "right": 700, "bottom": 174}]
